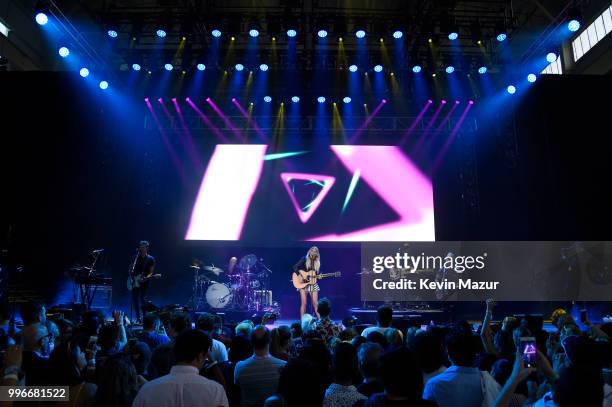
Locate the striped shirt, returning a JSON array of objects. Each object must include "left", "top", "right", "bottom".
[{"left": 234, "top": 354, "right": 287, "bottom": 407}]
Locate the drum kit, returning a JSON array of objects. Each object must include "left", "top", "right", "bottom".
[{"left": 189, "top": 254, "right": 277, "bottom": 312}]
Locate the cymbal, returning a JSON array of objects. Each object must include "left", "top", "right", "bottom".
[
  {"left": 203, "top": 266, "right": 224, "bottom": 275},
  {"left": 189, "top": 265, "right": 201, "bottom": 269},
  {"left": 239, "top": 254, "right": 258, "bottom": 269}
]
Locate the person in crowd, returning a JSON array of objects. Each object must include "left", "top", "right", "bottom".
[
  {"left": 352, "top": 335, "right": 367, "bottom": 350},
  {"left": 384, "top": 328, "right": 403, "bottom": 350},
  {"left": 126, "top": 340, "right": 152, "bottom": 379},
  {"left": 298, "top": 339, "right": 333, "bottom": 388},
  {"left": 313, "top": 298, "right": 341, "bottom": 344},
  {"left": 365, "top": 331, "right": 388, "bottom": 349},
  {"left": 55, "top": 318, "right": 75, "bottom": 346},
  {"left": 357, "top": 342, "right": 384, "bottom": 397},
  {"left": 234, "top": 325, "right": 287, "bottom": 407},
  {"left": 132, "top": 329, "right": 228, "bottom": 407},
  {"left": 289, "top": 321, "right": 303, "bottom": 356},
  {"left": 196, "top": 313, "right": 228, "bottom": 363},
  {"left": 323, "top": 342, "right": 366, "bottom": 406},
  {"left": 410, "top": 331, "right": 448, "bottom": 384},
  {"left": 137, "top": 313, "right": 170, "bottom": 350},
  {"left": 20, "top": 301, "right": 46, "bottom": 327},
  {"left": 95, "top": 311, "right": 127, "bottom": 370},
  {"left": 221, "top": 334, "right": 253, "bottom": 406},
  {"left": 265, "top": 358, "right": 325, "bottom": 407},
  {"left": 0, "top": 302, "right": 17, "bottom": 336},
  {"left": 339, "top": 328, "right": 358, "bottom": 343},
  {"left": 21, "top": 323, "right": 51, "bottom": 385},
  {"left": 95, "top": 353, "right": 141, "bottom": 407},
  {"left": 361, "top": 306, "right": 393, "bottom": 338},
  {"left": 149, "top": 311, "right": 191, "bottom": 378},
  {"left": 423, "top": 325, "right": 500, "bottom": 407},
  {"left": 236, "top": 320, "right": 255, "bottom": 337},
  {"left": 46, "top": 319, "right": 60, "bottom": 353},
  {"left": 270, "top": 325, "right": 292, "bottom": 361},
  {"left": 48, "top": 333, "right": 97, "bottom": 407}
]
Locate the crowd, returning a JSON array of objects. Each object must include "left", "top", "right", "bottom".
[{"left": 0, "top": 298, "right": 610, "bottom": 407}]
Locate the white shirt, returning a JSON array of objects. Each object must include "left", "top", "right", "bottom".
[
  {"left": 360, "top": 326, "right": 392, "bottom": 338},
  {"left": 132, "top": 365, "right": 228, "bottom": 407},
  {"left": 210, "top": 338, "right": 228, "bottom": 363}
]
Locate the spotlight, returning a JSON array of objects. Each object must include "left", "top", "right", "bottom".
[
  {"left": 496, "top": 33, "right": 507, "bottom": 42},
  {"left": 568, "top": 19, "right": 580, "bottom": 32},
  {"left": 291, "top": 96, "right": 300, "bottom": 103},
  {"left": 373, "top": 64, "right": 383, "bottom": 72},
  {"left": 455, "top": 100, "right": 460, "bottom": 104},
  {"left": 546, "top": 52, "right": 557, "bottom": 63},
  {"left": 506, "top": 85, "right": 516, "bottom": 94},
  {"left": 132, "top": 63, "right": 141, "bottom": 71},
  {"left": 107, "top": 30, "right": 118, "bottom": 38},
  {"left": 164, "top": 63, "right": 173, "bottom": 71},
  {"left": 259, "top": 63, "right": 269, "bottom": 71},
  {"left": 441, "top": 99, "right": 447, "bottom": 104},
  {"left": 58, "top": 47, "right": 70, "bottom": 58},
  {"left": 343, "top": 96, "right": 351, "bottom": 104},
  {"left": 317, "top": 96, "right": 326, "bottom": 103},
  {"left": 249, "top": 29, "right": 259, "bottom": 38},
  {"left": 263, "top": 96, "right": 272, "bottom": 103},
  {"left": 448, "top": 32, "right": 459, "bottom": 40},
  {"left": 349, "top": 64, "right": 358, "bottom": 72},
  {"left": 355, "top": 29, "right": 366, "bottom": 39},
  {"left": 156, "top": 29, "right": 167, "bottom": 38},
  {"left": 197, "top": 63, "right": 206, "bottom": 71},
  {"left": 287, "top": 29, "right": 297, "bottom": 37},
  {"left": 317, "top": 29, "right": 328, "bottom": 38},
  {"left": 35, "top": 12, "right": 48, "bottom": 26},
  {"left": 79, "top": 67, "right": 89, "bottom": 77},
  {"left": 412, "top": 65, "right": 422, "bottom": 73},
  {"left": 235, "top": 63, "right": 244, "bottom": 71},
  {"left": 445, "top": 65, "right": 455, "bottom": 73},
  {"left": 382, "top": 99, "right": 387, "bottom": 103},
  {"left": 469, "top": 100, "right": 474, "bottom": 104},
  {"left": 231, "top": 98, "right": 236, "bottom": 102},
  {"left": 432, "top": 73, "right": 437, "bottom": 77},
  {"left": 478, "top": 66, "right": 487, "bottom": 74},
  {"left": 212, "top": 29, "right": 221, "bottom": 38},
  {"left": 428, "top": 99, "right": 433, "bottom": 103},
  {"left": 99, "top": 80, "right": 109, "bottom": 90},
  {"left": 567, "top": 7, "right": 581, "bottom": 32},
  {"left": 392, "top": 30, "right": 403, "bottom": 39},
  {"left": 527, "top": 73, "right": 537, "bottom": 83}
]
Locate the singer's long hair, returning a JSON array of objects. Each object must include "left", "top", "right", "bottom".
[{"left": 305, "top": 246, "right": 320, "bottom": 272}]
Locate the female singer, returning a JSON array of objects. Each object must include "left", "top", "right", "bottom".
[{"left": 293, "top": 246, "right": 321, "bottom": 318}]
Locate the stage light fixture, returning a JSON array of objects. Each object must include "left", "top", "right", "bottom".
[
  {"left": 478, "top": 66, "right": 487, "bottom": 74},
  {"left": 259, "top": 63, "right": 269, "bottom": 71},
  {"left": 568, "top": 19, "right": 580, "bottom": 32},
  {"left": 496, "top": 33, "right": 507, "bottom": 42},
  {"left": 412, "top": 65, "right": 422, "bottom": 73},
  {"left": 164, "top": 63, "right": 173, "bottom": 71},
  {"left": 249, "top": 29, "right": 259, "bottom": 38},
  {"left": 546, "top": 52, "right": 557, "bottom": 63},
  {"left": 527, "top": 73, "right": 537, "bottom": 83},
  {"left": 99, "top": 80, "right": 109, "bottom": 90},
  {"left": 507, "top": 85, "right": 516, "bottom": 94},
  {"left": 567, "top": 6, "right": 582, "bottom": 32},
  {"left": 156, "top": 29, "right": 167, "bottom": 38},
  {"left": 445, "top": 65, "right": 455, "bottom": 73},
  {"left": 355, "top": 29, "right": 366, "bottom": 38},
  {"left": 382, "top": 99, "right": 387, "bottom": 103},
  {"left": 317, "top": 96, "right": 326, "bottom": 103},
  {"left": 469, "top": 100, "right": 474, "bottom": 104},
  {"left": 35, "top": 12, "right": 48, "bottom": 25},
  {"left": 317, "top": 29, "right": 328, "bottom": 38},
  {"left": 132, "top": 63, "right": 141, "bottom": 71},
  {"left": 448, "top": 32, "right": 459, "bottom": 40},
  {"left": 79, "top": 67, "right": 89, "bottom": 77},
  {"left": 58, "top": 46, "right": 70, "bottom": 57},
  {"left": 212, "top": 29, "right": 221, "bottom": 38},
  {"left": 343, "top": 97, "right": 351, "bottom": 104},
  {"left": 287, "top": 29, "right": 297, "bottom": 37},
  {"left": 291, "top": 96, "right": 300, "bottom": 103},
  {"left": 107, "top": 30, "right": 118, "bottom": 38},
  {"left": 495, "top": 21, "right": 507, "bottom": 42},
  {"left": 235, "top": 63, "right": 244, "bottom": 71},
  {"left": 197, "top": 63, "right": 206, "bottom": 71},
  {"left": 348, "top": 64, "right": 358, "bottom": 72},
  {"left": 373, "top": 64, "right": 383, "bottom": 72},
  {"left": 392, "top": 30, "right": 403, "bottom": 39},
  {"left": 263, "top": 96, "right": 272, "bottom": 103},
  {"left": 455, "top": 100, "right": 460, "bottom": 104}
]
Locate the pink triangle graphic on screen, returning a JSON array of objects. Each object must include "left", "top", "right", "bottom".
[{"left": 281, "top": 172, "right": 335, "bottom": 223}]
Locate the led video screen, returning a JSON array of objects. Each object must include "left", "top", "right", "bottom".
[{"left": 185, "top": 144, "right": 434, "bottom": 243}]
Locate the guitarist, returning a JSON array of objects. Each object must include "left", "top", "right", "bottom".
[
  {"left": 130, "top": 240, "right": 156, "bottom": 322},
  {"left": 293, "top": 246, "right": 321, "bottom": 318}
]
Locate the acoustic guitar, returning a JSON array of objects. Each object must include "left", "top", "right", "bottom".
[{"left": 292, "top": 269, "right": 341, "bottom": 289}]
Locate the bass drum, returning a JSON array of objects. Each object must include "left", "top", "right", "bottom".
[{"left": 205, "top": 282, "right": 232, "bottom": 309}]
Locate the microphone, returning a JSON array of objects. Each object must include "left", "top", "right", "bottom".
[{"left": 92, "top": 249, "right": 105, "bottom": 254}]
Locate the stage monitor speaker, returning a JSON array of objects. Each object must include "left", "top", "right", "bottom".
[{"left": 88, "top": 286, "right": 112, "bottom": 309}]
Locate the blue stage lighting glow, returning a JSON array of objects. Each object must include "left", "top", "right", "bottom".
[
  {"left": 35, "top": 12, "right": 48, "bottom": 25},
  {"left": 393, "top": 30, "right": 403, "bottom": 39},
  {"left": 235, "top": 63, "right": 244, "bottom": 71},
  {"left": 287, "top": 29, "right": 297, "bottom": 37},
  {"left": 197, "top": 63, "right": 206, "bottom": 71},
  {"left": 448, "top": 32, "right": 459, "bottom": 40},
  {"left": 291, "top": 96, "right": 300, "bottom": 103},
  {"left": 249, "top": 29, "right": 259, "bottom": 38},
  {"left": 107, "top": 30, "right": 118, "bottom": 38},
  {"left": 527, "top": 73, "right": 537, "bottom": 83},
  {"left": 259, "top": 63, "right": 269, "bottom": 71},
  {"left": 546, "top": 52, "right": 557, "bottom": 63},
  {"left": 478, "top": 66, "right": 487, "bottom": 74},
  {"left": 445, "top": 66, "right": 455, "bottom": 73},
  {"left": 412, "top": 65, "right": 422, "bottom": 73},
  {"left": 164, "top": 63, "right": 173, "bottom": 71},
  {"left": 79, "top": 68, "right": 89, "bottom": 77},
  {"left": 343, "top": 97, "right": 351, "bottom": 104},
  {"left": 99, "top": 81, "right": 109, "bottom": 90},
  {"left": 496, "top": 33, "right": 507, "bottom": 42},
  {"left": 317, "top": 96, "right": 326, "bottom": 103},
  {"left": 317, "top": 29, "right": 328, "bottom": 38},
  {"left": 349, "top": 64, "right": 358, "bottom": 72},
  {"left": 507, "top": 85, "right": 516, "bottom": 94},
  {"left": 212, "top": 29, "right": 221, "bottom": 38},
  {"left": 568, "top": 19, "right": 580, "bottom": 32},
  {"left": 132, "top": 63, "right": 141, "bottom": 71},
  {"left": 373, "top": 64, "right": 383, "bottom": 72},
  {"left": 355, "top": 30, "right": 366, "bottom": 38},
  {"left": 263, "top": 96, "right": 272, "bottom": 103},
  {"left": 156, "top": 29, "right": 167, "bottom": 38},
  {"left": 58, "top": 47, "right": 70, "bottom": 58}
]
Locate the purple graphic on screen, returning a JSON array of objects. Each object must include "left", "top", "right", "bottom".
[{"left": 280, "top": 172, "right": 336, "bottom": 223}]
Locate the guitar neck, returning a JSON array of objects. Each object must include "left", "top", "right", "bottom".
[{"left": 317, "top": 272, "right": 338, "bottom": 279}]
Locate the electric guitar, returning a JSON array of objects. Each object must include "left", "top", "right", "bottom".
[
  {"left": 292, "top": 269, "right": 341, "bottom": 289},
  {"left": 127, "top": 273, "right": 162, "bottom": 290}
]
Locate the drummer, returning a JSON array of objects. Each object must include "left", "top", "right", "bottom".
[{"left": 228, "top": 257, "right": 238, "bottom": 274}]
